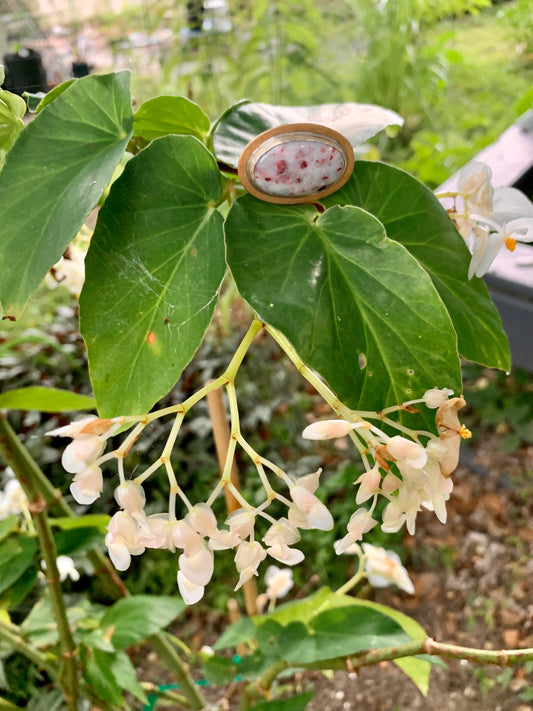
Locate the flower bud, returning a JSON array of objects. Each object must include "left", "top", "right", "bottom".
[
  {"left": 70, "top": 465, "right": 103, "bottom": 504},
  {"left": 62, "top": 437, "right": 105, "bottom": 474},
  {"left": 114, "top": 481, "right": 146, "bottom": 513},
  {"left": 302, "top": 419, "right": 354, "bottom": 440}
]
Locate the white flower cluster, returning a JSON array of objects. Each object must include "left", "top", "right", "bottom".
[
  {"left": 303, "top": 387, "right": 469, "bottom": 554},
  {"left": 47, "top": 416, "right": 122, "bottom": 504},
  {"left": 49, "top": 417, "right": 334, "bottom": 605},
  {"left": 49, "top": 386, "right": 466, "bottom": 605},
  {"left": 446, "top": 161, "right": 533, "bottom": 279},
  {"left": 0, "top": 469, "right": 29, "bottom": 520}
]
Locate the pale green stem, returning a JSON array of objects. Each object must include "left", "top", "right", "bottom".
[
  {"left": 146, "top": 319, "right": 263, "bottom": 423},
  {"left": 335, "top": 555, "right": 367, "bottom": 596}
]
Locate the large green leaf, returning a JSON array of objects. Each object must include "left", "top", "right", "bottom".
[
  {"left": 212, "top": 101, "right": 402, "bottom": 168},
  {"left": 278, "top": 606, "right": 410, "bottom": 664},
  {"left": 80, "top": 135, "right": 226, "bottom": 416},
  {"left": 225, "top": 197, "right": 461, "bottom": 413},
  {"left": 0, "top": 72, "right": 132, "bottom": 316},
  {"left": 0, "top": 387, "right": 95, "bottom": 412},
  {"left": 133, "top": 96, "right": 210, "bottom": 142},
  {"left": 329, "top": 594, "right": 431, "bottom": 695},
  {"left": 323, "top": 162, "right": 510, "bottom": 371},
  {"left": 100, "top": 594, "right": 185, "bottom": 649}
]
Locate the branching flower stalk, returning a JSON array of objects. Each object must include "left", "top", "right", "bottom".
[{"left": 48, "top": 318, "right": 470, "bottom": 606}]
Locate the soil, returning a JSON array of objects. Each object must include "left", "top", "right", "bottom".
[{"left": 139, "top": 436, "right": 533, "bottom": 711}]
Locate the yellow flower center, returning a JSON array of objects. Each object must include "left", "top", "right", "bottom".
[
  {"left": 460, "top": 424, "right": 472, "bottom": 439},
  {"left": 505, "top": 237, "right": 517, "bottom": 252}
]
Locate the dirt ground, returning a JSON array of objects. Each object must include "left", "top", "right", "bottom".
[{"left": 141, "top": 435, "right": 533, "bottom": 711}]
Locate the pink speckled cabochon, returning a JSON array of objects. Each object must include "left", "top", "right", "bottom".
[
  {"left": 238, "top": 124, "right": 354, "bottom": 204},
  {"left": 253, "top": 141, "right": 345, "bottom": 197}
]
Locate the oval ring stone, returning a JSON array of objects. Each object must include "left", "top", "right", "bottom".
[{"left": 238, "top": 123, "right": 354, "bottom": 205}]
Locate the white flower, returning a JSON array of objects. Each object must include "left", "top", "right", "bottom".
[
  {"left": 289, "top": 486, "right": 333, "bottom": 531},
  {"left": 62, "top": 437, "right": 105, "bottom": 474},
  {"left": 0, "top": 478, "right": 28, "bottom": 519},
  {"left": 381, "top": 486, "right": 422, "bottom": 535},
  {"left": 105, "top": 511, "right": 146, "bottom": 571},
  {"left": 457, "top": 161, "right": 493, "bottom": 215},
  {"left": 234, "top": 541, "right": 266, "bottom": 590},
  {"left": 262, "top": 518, "right": 300, "bottom": 547},
  {"left": 386, "top": 436, "right": 427, "bottom": 470},
  {"left": 362, "top": 543, "right": 414, "bottom": 594},
  {"left": 224, "top": 508, "right": 256, "bottom": 540},
  {"left": 45, "top": 243, "right": 87, "bottom": 297},
  {"left": 422, "top": 387, "right": 454, "bottom": 409},
  {"left": 48, "top": 416, "right": 116, "bottom": 439},
  {"left": 265, "top": 565, "right": 294, "bottom": 599},
  {"left": 266, "top": 542, "right": 304, "bottom": 566},
  {"left": 302, "top": 420, "right": 354, "bottom": 440},
  {"left": 452, "top": 163, "right": 533, "bottom": 278},
  {"left": 177, "top": 570, "right": 205, "bottom": 605},
  {"left": 70, "top": 465, "right": 103, "bottom": 505},
  {"left": 334, "top": 509, "right": 378, "bottom": 554},
  {"left": 114, "top": 481, "right": 146, "bottom": 513},
  {"left": 56, "top": 555, "right": 80, "bottom": 582},
  {"left": 179, "top": 544, "right": 214, "bottom": 587},
  {"left": 186, "top": 503, "right": 218, "bottom": 537},
  {"left": 354, "top": 467, "right": 381, "bottom": 504}
]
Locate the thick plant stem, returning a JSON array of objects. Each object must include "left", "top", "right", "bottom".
[
  {"left": 0, "top": 415, "right": 208, "bottom": 711},
  {"left": 0, "top": 617, "right": 57, "bottom": 677},
  {"left": 148, "top": 634, "right": 205, "bottom": 710},
  {"left": 344, "top": 637, "right": 533, "bottom": 670},
  {"left": 0, "top": 415, "right": 78, "bottom": 711}
]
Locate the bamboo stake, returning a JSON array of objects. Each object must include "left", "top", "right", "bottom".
[{"left": 207, "top": 387, "right": 258, "bottom": 616}]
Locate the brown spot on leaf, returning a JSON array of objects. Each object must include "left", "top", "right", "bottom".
[{"left": 147, "top": 331, "right": 157, "bottom": 344}]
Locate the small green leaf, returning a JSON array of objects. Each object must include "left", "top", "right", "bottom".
[
  {"left": 225, "top": 198, "right": 461, "bottom": 414},
  {"left": 202, "top": 655, "right": 239, "bottom": 684},
  {"left": 50, "top": 514, "right": 110, "bottom": 533},
  {"left": 34, "top": 80, "right": 76, "bottom": 112},
  {"left": 323, "top": 162, "right": 510, "bottom": 371},
  {"left": 0, "top": 565, "right": 38, "bottom": 610},
  {"left": 0, "top": 71, "right": 132, "bottom": 316},
  {"left": 133, "top": 96, "right": 210, "bottom": 142},
  {"left": 249, "top": 692, "right": 314, "bottom": 711},
  {"left": 83, "top": 648, "right": 124, "bottom": 707},
  {"left": 100, "top": 595, "right": 185, "bottom": 649},
  {"left": 0, "top": 535, "right": 37, "bottom": 595},
  {"left": 0, "top": 517, "right": 18, "bottom": 543},
  {"left": 213, "top": 616, "right": 255, "bottom": 650},
  {"left": 0, "top": 387, "right": 95, "bottom": 412},
  {"left": 80, "top": 135, "right": 226, "bottom": 416},
  {"left": 0, "top": 88, "right": 25, "bottom": 152},
  {"left": 279, "top": 606, "right": 410, "bottom": 664}
]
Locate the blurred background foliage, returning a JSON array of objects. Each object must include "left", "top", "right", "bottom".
[{"left": 100, "top": 0, "right": 533, "bottom": 187}]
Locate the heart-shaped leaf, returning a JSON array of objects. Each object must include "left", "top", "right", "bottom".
[
  {"left": 323, "top": 162, "right": 510, "bottom": 371},
  {"left": 80, "top": 135, "right": 225, "bottom": 416},
  {"left": 0, "top": 72, "right": 132, "bottom": 316},
  {"left": 225, "top": 197, "right": 461, "bottom": 413}
]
